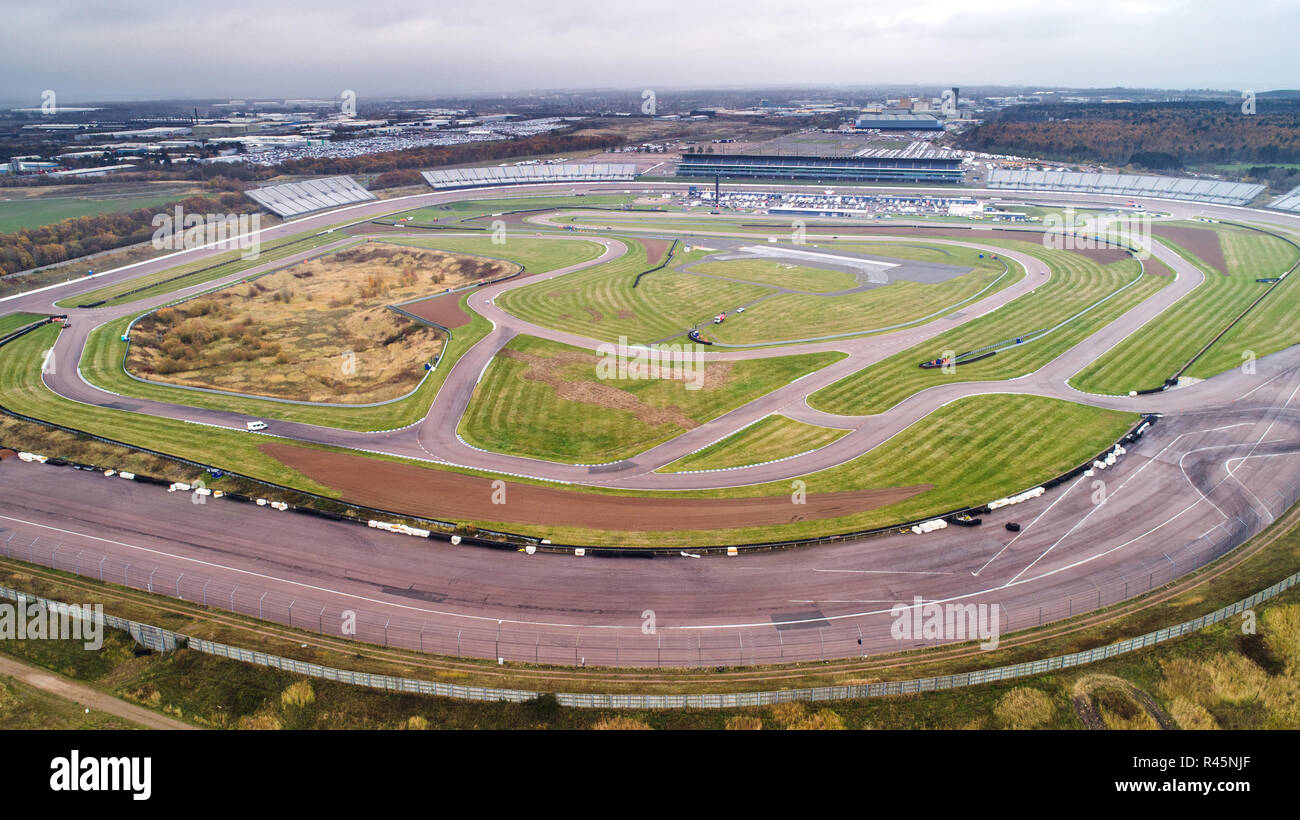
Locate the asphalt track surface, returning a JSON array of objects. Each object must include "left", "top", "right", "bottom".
[{"left": 2, "top": 181, "right": 1300, "bottom": 666}]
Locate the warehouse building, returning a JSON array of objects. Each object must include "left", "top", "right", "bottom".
[{"left": 853, "top": 112, "right": 944, "bottom": 131}]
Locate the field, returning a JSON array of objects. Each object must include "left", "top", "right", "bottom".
[
  {"left": 0, "top": 312, "right": 45, "bottom": 336},
  {"left": 809, "top": 244, "right": 1169, "bottom": 416},
  {"left": 498, "top": 240, "right": 1013, "bottom": 346},
  {"left": 658, "top": 414, "right": 849, "bottom": 473},
  {"left": 278, "top": 392, "right": 1136, "bottom": 545},
  {"left": 1070, "top": 222, "right": 1300, "bottom": 393},
  {"left": 74, "top": 235, "right": 605, "bottom": 430},
  {"left": 0, "top": 187, "right": 200, "bottom": 234},
  {"left": 380, "top": 234, "right": 604, "bottom": 272},
  {"left": 459, "top": 334, "right": 845, "bottom": 463},
  {"left": 125, "top": 245, "right": 512, "bottom": 403}
]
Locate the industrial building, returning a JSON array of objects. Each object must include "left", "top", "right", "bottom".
[
  {"left": 676, "top": 150, "right": 963, "bottom": 184},
  {"left": 853, "top": 112, "right": 944, "bottom": 131}
]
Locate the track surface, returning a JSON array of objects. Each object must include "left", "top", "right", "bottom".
[{"left": 2, "top": 181, "right": 1299, "bottom": 666}]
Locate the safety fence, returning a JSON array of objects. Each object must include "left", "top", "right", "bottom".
[{"left": 2, "top": 547, "right": 1298, "bottom": 708}]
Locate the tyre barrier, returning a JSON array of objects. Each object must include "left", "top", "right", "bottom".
[
  {"left": 631, "top": 238, "right": 679, "bottom": 288},
  {"left": 910, "top": 518, "right": 948, "bottom": 535}
]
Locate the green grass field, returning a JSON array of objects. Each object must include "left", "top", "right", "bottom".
[
  {"left": 0, "top": 190, "right": 199, "bottom": 234},
  {"left": 809, "top": 245, "right": 1167, "bottom": 416},
  {"left": 458, "top": 393, "right": 1138, "bottom": 546},
  {"left": 499, "top": 240, "right": 1015, "bottom": 346},
  {"left": 686, "top": 259, "right": 859, "bottom": 292},
  {"left": 658, "top": 414, "right": 849, "bottom": 473},
  {"left": 0, "top": 313, "right": 46, "bottom": 336},
  {"left": 495, "top": 240, "right": 773, "bottom": 344},
  {"left": 1070, "top": 223, "right": 1300, "bottom": 393},
  {"left": 2, "top": 323, "right": 338, "bottom": 492},
  {"left": 380, "top": 234, "right": 604, "bottom": 273},
  {"left": 459, "top": 334, "right": 845, "bottom": 463},
  {"left": 702, "top": 244, "right": 1014, "bottom": 345}
]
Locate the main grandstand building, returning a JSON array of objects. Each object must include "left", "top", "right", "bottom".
[{"left": 677, "top": 148, "right": 963, "bottom": 184}]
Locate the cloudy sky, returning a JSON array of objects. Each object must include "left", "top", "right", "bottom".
[{"left": 2, "top": 0, "right": 1296, "bottom": 103}]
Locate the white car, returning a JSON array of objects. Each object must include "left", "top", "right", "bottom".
[{"left": 246, "top": 421, "right": 268, "bottom": 431}]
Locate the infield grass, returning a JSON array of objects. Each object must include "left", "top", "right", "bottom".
[
  {"left": 657, "top": 414, "right": 850, "bottom": 473},
  {"left": 1070, "top": 223, "right": 1300, "bottom": 393},
  {"left": 809, "top": 248, "right": 1167, "bottom": 416},
  {"left": 458, "top": 334, "right": 845, "bottom": 463}
]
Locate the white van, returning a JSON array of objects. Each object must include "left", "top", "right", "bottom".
[{"left": 246, "top": 421, "right": 268, "bottom": 431}]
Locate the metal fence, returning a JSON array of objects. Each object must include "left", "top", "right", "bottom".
[{"left": 2, "top": 558, "right": 1298, "bottom": 709}]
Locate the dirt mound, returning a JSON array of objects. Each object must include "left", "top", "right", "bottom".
[{"left": 261, "top": 442, "right": 930, "bottom": 532}]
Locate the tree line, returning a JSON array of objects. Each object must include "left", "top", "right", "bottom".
[
  {"left": 0, "top": 191, "right": 257, "bottom": 276},
  {"left": 959, "top": 101, "right": 1300, "bottom": 169}
]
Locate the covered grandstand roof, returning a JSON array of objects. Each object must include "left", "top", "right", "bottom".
[
  {"left": 677, "top": 152, "right": 962, "bottom": 184},
  {"left": 1268, "top": 184, "right": 1300, "bottom": 214},
  {"left": 422, "top": 163, "right": 637, "bottom": 189},
  {"left": 985, "top": 169, "right": 1264, "bottom": 206},
  {"left": 245, "top": 176, "right": 375, "bottom": 218}
]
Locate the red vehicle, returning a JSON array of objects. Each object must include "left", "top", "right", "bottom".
[{"left": 713, "top": 312, "right": 726, "bottom": 324}]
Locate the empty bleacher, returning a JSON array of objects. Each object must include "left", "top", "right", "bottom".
[
  {"left": 245, "top": 176, "right": 376, "bottom": 218},
  {"left": 422, "top": 163, "right": 638, "bottom": 190},
  {"left": 984, "top": 169, "right": 1265, "bottom": 206},
  {"left": 1268, "top": 184, "right": 1300, "bottom": 214}
]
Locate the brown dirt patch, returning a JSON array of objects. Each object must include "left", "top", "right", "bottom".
[
  {"left": 1142, "top": 256, "right": 1174, "bottom": 277},
  {"left": 616, "top": 310, "right": 637, "bottom": 320},
  {"left": 584, "top": 306, "right": 604, "bottom": 323},
  {"left": 1151, "top": 224, "right": 1228, "bottom": 274},
  {"left": 500, "top": 348, "right": 708, "bottom": 429},
  {"left": 261, "top": 442, "right": 930, "bottom": 531},
  {"left": 402, "top": 292, "right": 471, "bottom": 329},
  {"left": 638, "top": 237, "right": 674, "bottom": 266}
]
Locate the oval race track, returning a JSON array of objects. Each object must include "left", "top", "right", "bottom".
[{"left": 1, "top": 181, "right": 1299, "bottom": 667}]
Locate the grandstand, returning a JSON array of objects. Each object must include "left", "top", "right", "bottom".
[
  {"left": 984, "top": 169, "right": 1264, "bottom": 206},
  {"left": 422, "top": 163, "right": 638, "bottom": 190},
  {"left": 245, "top": 176, "right": 375, "bottom": 218},
  {"left": 1268, "top": 184, "right": 1300, "bottom": 214},
  {"left": 677, "top": 152, "right": 963, "bottom": 184}
]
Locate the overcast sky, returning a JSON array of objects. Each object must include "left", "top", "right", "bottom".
[{"left": 2, "top": 0, "right": 1295, "bottom": 103}]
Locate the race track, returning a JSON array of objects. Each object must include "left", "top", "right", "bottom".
[{"left": 2, "top": 180, "right": 1299, "bottom": 666}]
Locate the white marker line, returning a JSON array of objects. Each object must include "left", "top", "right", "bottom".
[{"left": 973, "top": 474, "right": 1086, "bottom": 577}]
